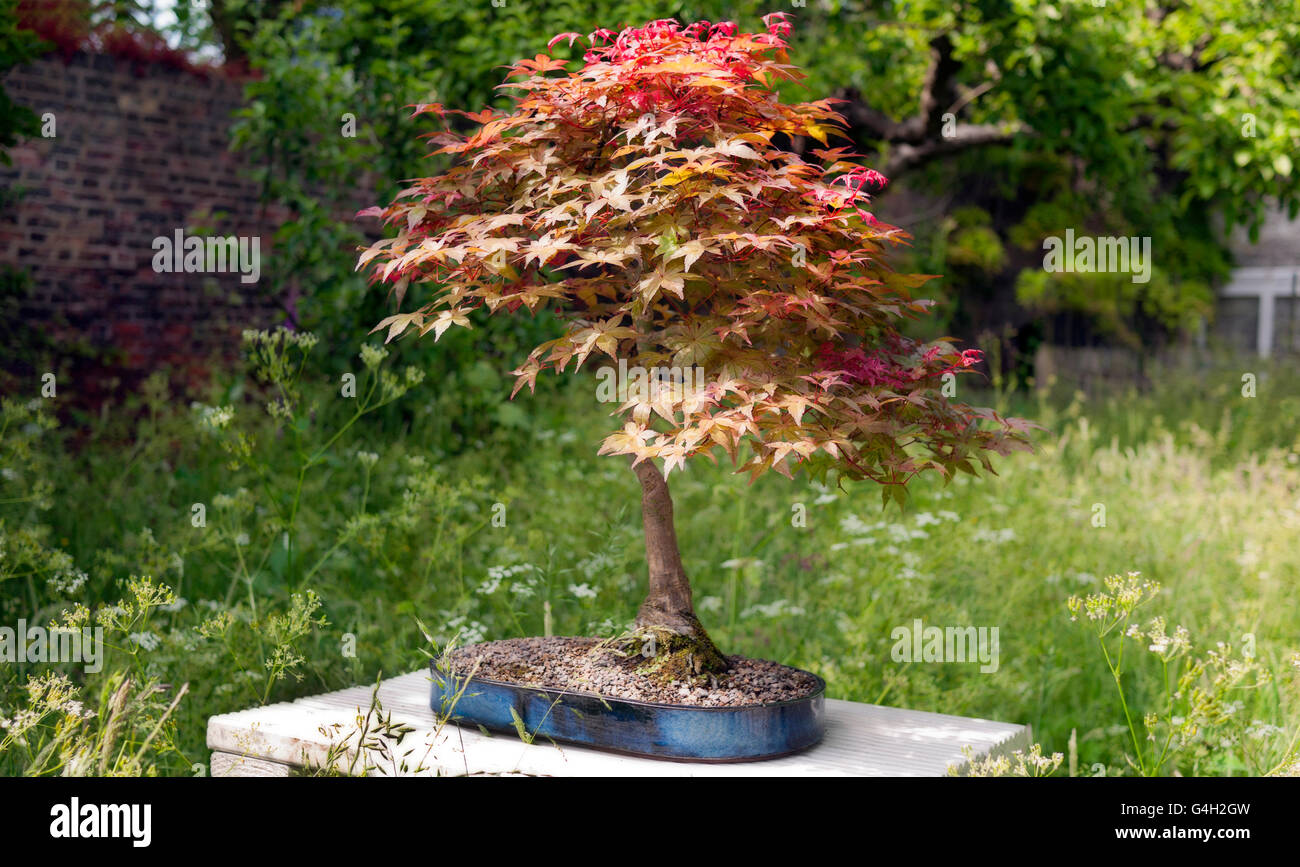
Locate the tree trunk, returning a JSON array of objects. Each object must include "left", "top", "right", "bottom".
[{"left": 632, "top": 460, "right": 729, "bottom": 674}]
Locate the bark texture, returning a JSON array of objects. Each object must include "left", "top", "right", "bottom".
[{"left": 632, "top": 460, "right": 729, "bottom": 674}]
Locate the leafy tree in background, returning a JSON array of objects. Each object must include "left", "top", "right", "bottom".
[
  {"left": 14, "top": 1, "right": 1297, "bottom": 369},
  {"left": 220, "top": 0, "right": 1300, "bottom": 368},
  {"left": 775, "top": 0, "right": 1300, "bottom": 355}
]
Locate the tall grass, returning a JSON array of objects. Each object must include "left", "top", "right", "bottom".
[{"left": 2, "top": 339, "right": 1296, "bottom": 775}]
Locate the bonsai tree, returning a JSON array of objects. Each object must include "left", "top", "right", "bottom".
[{"left": 358, "top": 14, "right": 1032, "bottom": 675}]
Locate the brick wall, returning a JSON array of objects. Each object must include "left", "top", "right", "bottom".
[{"left": 0, "top": 51, "right": 292, "bottom": 393}]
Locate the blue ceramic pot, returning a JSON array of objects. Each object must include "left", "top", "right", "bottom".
[{"left": 429, "top": 660, "right": 826, "bottom": 762}]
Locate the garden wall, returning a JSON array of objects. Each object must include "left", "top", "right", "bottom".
[{"left": 0, "top": 51, "right": 288, "bottom": 393}]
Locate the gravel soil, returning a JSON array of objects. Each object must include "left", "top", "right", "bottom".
[{"left": 445, "top": 636, "right": 822, "bottom": 707}]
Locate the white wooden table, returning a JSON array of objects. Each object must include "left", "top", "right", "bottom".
[{"left": 206, "top": 670, "right": 1031, "bottom": 777}]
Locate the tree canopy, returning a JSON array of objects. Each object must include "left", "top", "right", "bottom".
[{"left": 358, "top": 15, "right": 1033, "bottom": 494}]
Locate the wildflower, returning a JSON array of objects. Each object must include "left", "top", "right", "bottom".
[
  {"left": 360, "top": 343, "right": 388, "bottom": 370},
  {"left": 885, "top": 522, "right": 927, "bottom": 542},
  {"left": 48, "top": 568, "right": 88, "bottom": 595},
  {"left": 839, "top": 514, "right": 877, "bottom": 536},
  {"left": 129, "top": 631, "right": 161, "bottom": 651},
  {"left": 740, "top": 599, "right": 805, "bottom": 619},
  {"left": 577, "top": 551, "right": 615, "bottom": 579},
  {"left": 192, "top": 403, "right": 235, "bottom": 431},
  {"left": 914, "top": 511, "right": 940, "bottom": 527},
  {"left": 445, "top": 616, "right": 486, "bottom": 645},
  {"left": 569, "top": 583, "right": 598, "bottom": 600},
  {"left": 266, "top": 399, "right": 294, "bottom": 420}
]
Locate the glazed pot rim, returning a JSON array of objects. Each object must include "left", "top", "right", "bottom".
[{"left": 429, "top": 660, "right": 827, "bottom": 712}]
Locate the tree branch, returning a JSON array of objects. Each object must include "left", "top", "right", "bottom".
[
  {"left": 830, "top": 32, "right": 1027, "bottom": 176},
  {"left": 883, "top": 122, "right": 1027, "bottom": 176}
]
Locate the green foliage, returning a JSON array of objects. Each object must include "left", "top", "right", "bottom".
[
  {"left": 786, "top": 0, "right": 1296, "bottom": 345},
  {"left": 30, "top": 1, "right": 1300, "bottom": 350},
  {"left": 228, "top": 2, "right": 567, "bottom": 439},
  {"left": 4, "top": 347, "right": 1300, "bottom": 775},
  {"left": 0, "top": 0, "right": 46, "bottom": 162},
  {"left": 944, "top": 208, "right": 1007, "bottom": 275},
  {"left": 1069, "top": 573, "right": 1277, "bottom": 776}
]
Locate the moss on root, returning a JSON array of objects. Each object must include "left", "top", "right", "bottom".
[{"left": 599, "top": 618, "right": 730, "bottom": 687}]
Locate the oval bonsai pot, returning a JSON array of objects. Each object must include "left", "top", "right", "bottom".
[{"left": 429, "top": 661, "right": 826, "bottom": 762}]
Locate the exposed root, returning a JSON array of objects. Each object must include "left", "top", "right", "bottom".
[{"left": 594, "top": 614, "right": 730, "bottom": 686}]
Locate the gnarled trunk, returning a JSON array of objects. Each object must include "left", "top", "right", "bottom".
[{"left": 632, "top": 460, "right": 729, "bottom": 674}]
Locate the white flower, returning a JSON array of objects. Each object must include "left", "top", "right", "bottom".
[
  {"left": 355, "top": 450, "right": 379, "bottom": 468},
  {"left": 577, "top": 552, "right": 615, "bottom": 579},
  {"left": 359, "top": 343, "right": 388, "bottom": 370},
  {"left": 885, "top": 523, "right": 928, "bottom": 542},
  {"left": 568, "top": 583, "right": 597, "bottom": 600},
  {"left": 48, "top": 569, "right": 88, "bottom": 595},
  {"left": 487, "top": 563, "right": 534, "bottom": 580},
  {"left": 192, "top": 403, "right": 235, "bottom": 431},
  {"left": 838, "top": 514, "right": 875, "bottom": 536},
  {"left": 129, "top": 631, "right": 161, "bottom": 651},
  {"left": 445, "top": 616, "right": 486, "bottom": 645},
  {"left": 740, "top": 599, "right": 805, "bottom": 619}
]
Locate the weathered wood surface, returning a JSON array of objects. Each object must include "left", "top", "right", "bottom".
[{"left": 207, "top": 670, "right": 1031, "bottom": 777}]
